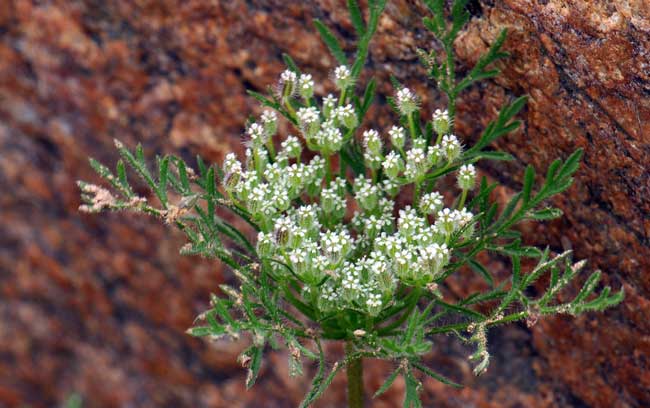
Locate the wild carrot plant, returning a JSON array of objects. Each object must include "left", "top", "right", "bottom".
[{"left": 79, "top": 1, "right": 623, "bottom": 406}]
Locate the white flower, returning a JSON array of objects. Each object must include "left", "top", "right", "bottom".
[
  {"left": 363, "top": 215, "right": 386, "bottom": 239},
  {"left": 396, "top": 87, "right": 418, "bottom": 115},
  {"left": 281, "top": 135, "right": 302, "bottom": 158},
  {"left": 316, "top": 121, "right": 343, "bottom": 154},
  {"left": 297, "top": 107, "right": 320, "bottom": 137},
  {"left": 457, "top": 164, "right": 476, "bottom": 190},
  {"left": 321, "top": 229, "right": 353, "bottom": 265},
  {"left": 404, "top": 147, "right": 428, "bottom": 180},
  {"left": 321, "top": 185, "right": 346, "bottom": 215},
  {"left": 382, "top": 178, "right": 400, "bottom": 197},
  {"left": 366, "top": 292, "right": 382, "bottom": 309},
  {"left": 394, "top": 247, "right": 415, "bottom": 279},
  {"left": 383, "top": 151, "right": 403, "bottom": 179},
  {"left": 223, "top": 153, "right": 242, "bottom": 176},
  {"left": 257, "top": 232, "right": 276, "bottom": 257},
  {"left": 334, "top": 104, "right": 357, "bottom": 128},
  {"left": 334, "top": 65, "right": 353, "bottom": 89},
  {"left": 398, "top": 206, "right": 426, "bottom": 238},
  {"left": 456, "top": 208, "right": 474, "bottom": 226},
  {"left": 298, "top": 73, "right": 314, "bottom": 98},
  {"left": 363, "top": 150, "right": 383, "bottom": 171},
  {"left": 323, "top": 94, "right": 337, "bottom": 118},
  {"left": 441, "top": 134, "right": 462, "bottom": 161},
  {"left": 388, "top": 125, "right": 406, "bottom": 149},
  {"left": 420, "top": 191, "right": 444, "bottom": 215},
  {"left": 427, "top": 145, "right": 443, "bottom": 166},
  {"left": 247, "top": 122, "right": 267, "bottom": 145},
  {"left": 362, "top": 129, "right": 382, "bottom": 154},
  {"left": 280, "top": 69, "right": 298, "bottom": 96},
  {"left": 432, "top": 108, "right": 451, "bottom": 135},
  {"left": 354, "top": 178, "right": 381, "bottom": 212},
  {"left": 261, "top": 110, "right": 278, "bottom": 135},
  {"left": 435, "top": 208, "right": 458, "bottom": 236},
  {"left": 419, "top": 243, "right": 450, "bottom": 279}
]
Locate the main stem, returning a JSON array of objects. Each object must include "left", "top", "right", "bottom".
[{"left": 346, "top": 342, "right": 364, "bottom": 408}]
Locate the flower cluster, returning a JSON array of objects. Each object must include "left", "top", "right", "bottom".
[{"left": 220, "top": 69, "right": 478, "bottom": 318}]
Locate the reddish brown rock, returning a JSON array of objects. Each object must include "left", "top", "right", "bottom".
[{"left": 0, "top": 0, "right": 647, "bottom": 407}]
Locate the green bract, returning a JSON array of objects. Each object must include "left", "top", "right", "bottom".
[{"left": 78, "top": 1, "right": 623, "bottom": 407}]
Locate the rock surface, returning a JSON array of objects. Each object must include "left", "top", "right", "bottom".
[{"left": 1, "top": 0, "right": 648, "bottom": 407}]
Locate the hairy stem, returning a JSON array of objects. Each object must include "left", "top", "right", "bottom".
[{"left": 346, "top": 342, "right": 364, "bottom": 408}]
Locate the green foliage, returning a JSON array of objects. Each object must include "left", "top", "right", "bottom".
[{"left": 79, "top": 1, "right": 623, "bottom": 407}]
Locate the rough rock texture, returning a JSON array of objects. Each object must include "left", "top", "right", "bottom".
[{"left": 1, "top": 0, "right": 648, "bottom": 407}]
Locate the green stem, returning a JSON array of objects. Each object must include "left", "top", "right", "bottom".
[
  {"left": 413, "top": 180, "right": 422, "bottom": 207},
  {"left": 266, "top": 140, "right": 276, "bottom": 161},
  {"left": 407, "top": 113, "right": 417, "bottom": 140},
  {"left": 284, "top": 99, "right": 296, "bottom": 121},
  {"left": 445, "top": 43, "right": 457, "bottom": 132},
  {"left": 457, "top": 188, "right": 468, "bottom": 209},
  {"left": 339, "top": 87, "right": 348, "bottom": 107},
  {"left": 435, "top": 131, "right": 444, "bottom": 146},
  {"left": 346, "top": 342, "right": 364, "bottom": 408},
  {"left": 325, "top": 154, "right": 333, "bottom": 184}
]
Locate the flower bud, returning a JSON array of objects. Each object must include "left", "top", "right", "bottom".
[
  {"left": 432, "top": 108, "right": 451, "bottom": 135},
  {"left": 457, "top": 164, "right": 477, "bottom": 191}
]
